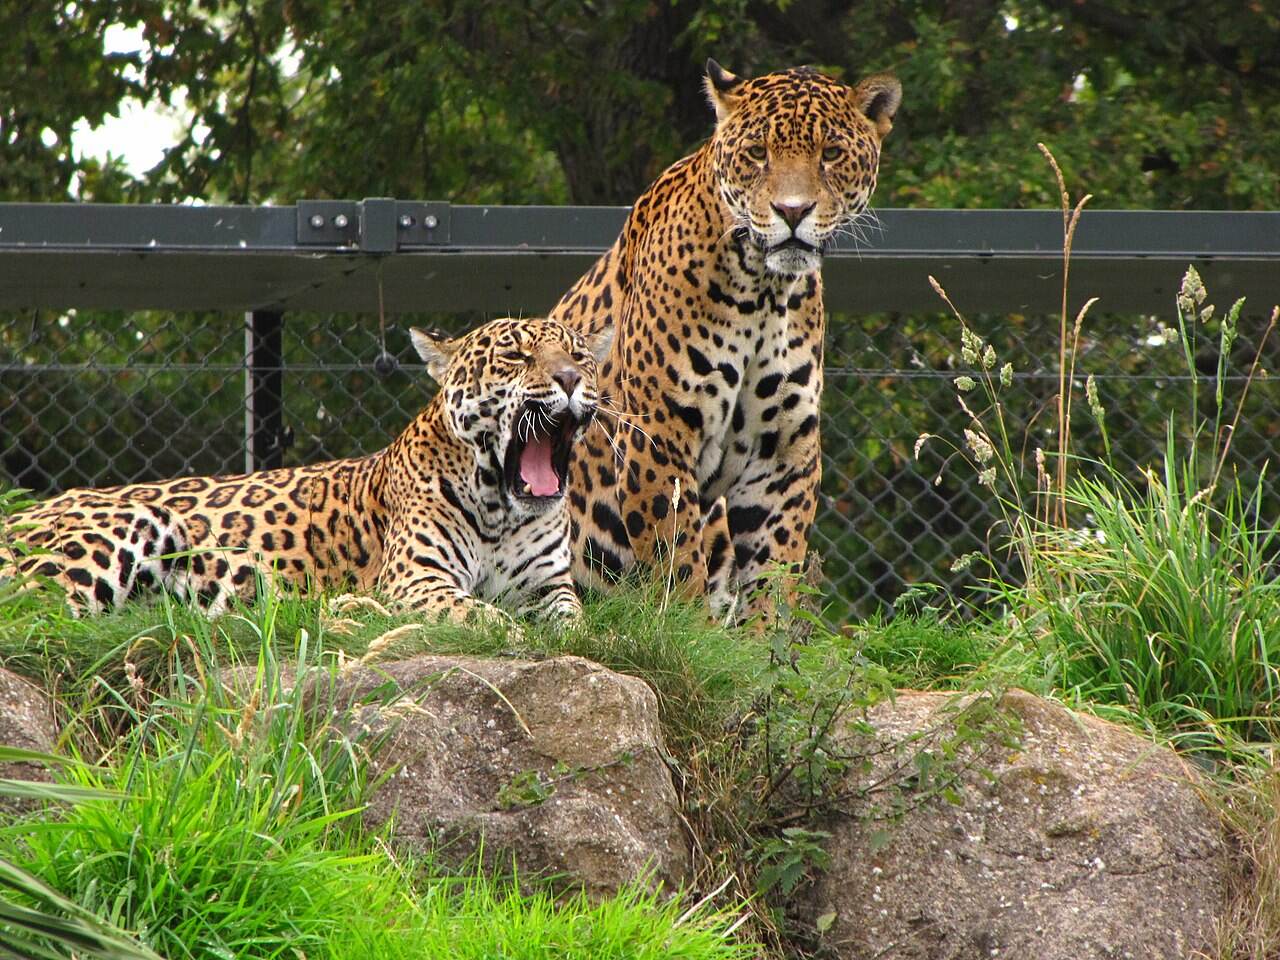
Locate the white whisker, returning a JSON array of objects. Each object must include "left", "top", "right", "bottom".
[{"left": 594, "top": 405, "right": 656, "bottom": 448}]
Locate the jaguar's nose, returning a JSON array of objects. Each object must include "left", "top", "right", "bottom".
[
  {"left": 772, "top": 200, "right": 815, "bottom": 230},
  {"left": 553, "top": 366, "right": 582, "bottom": 396}
]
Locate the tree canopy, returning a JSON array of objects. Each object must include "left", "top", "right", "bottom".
[{"left": 5, "top": 0, "right": 1278, "bottom": 210}]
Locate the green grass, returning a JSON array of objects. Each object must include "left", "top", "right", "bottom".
[
  {"left": 416, "top": 874, "right": 752, "bottom": 960},
  {"left": 0, "top": 748, "right": 165, "bottom": 960},
  {"left": 0, "top": 574, "right": 763, "bottom": 757},
  {"left": 1031, "top": 453, "right": 1280, "bottom": 753},
  {"left": 0, "top": 606, "right": 758, "bottom": 960},
  {"left": 847, "top": 609, "right": 1014, "bottom": 690},
  {"left": 925, "top": 252, "right": 1280, "bottom": 766},
  {"left": 2, "top": 627, "right": 406, "bottom": 960}
]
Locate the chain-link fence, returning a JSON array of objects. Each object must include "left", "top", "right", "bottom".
[{"left": 4, "top": 302, "right": 1279, "bottom": 621}]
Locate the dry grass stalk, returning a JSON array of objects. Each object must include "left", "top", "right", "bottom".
[
  {"left": 1203, "top": 766, "right": 1280, "bottom": 959},
  {"left": 216, "top": 686, "right": 262, "bottom": 749},
  {"left": 328, "top": 593, "right": 393, "bottom": 617},
  {"left": 321, "top": 616, "right": 362, "bottom": 636},
  {"left": 1212, "top": 305, "right": 1279, "bottom": 492},
  {"left": 1037, "top": 142, "right": 1093, "bottom": 530},
  {"left": 341, "top": 623, "right": 425, "bottom": 673}
]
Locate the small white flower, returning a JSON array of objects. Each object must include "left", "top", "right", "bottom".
[
  {"left": 1085, "top": 374, "right": 1104, "bottom": 419},
  {"left": 964, "top": 428, "right": 995, "bottom": 464},
  {"left": 999, "top": 363, "right": 1013, "bottom": 387},
  {"left": 1178, "top": 265, "right": 1206, "bottom": 313},
  {"left": 954, "top": 375, "right": 977, "bottom": 392}
]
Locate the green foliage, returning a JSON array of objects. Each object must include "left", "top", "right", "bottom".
[
  {"left": 495, "top": 768, "right": 556, "bottom": 809},
  {"left": 744, "top": 577, "right": 896, "bottom": 816},
  {"left": 0, "top": 749, "right": 162, "bottom": 960},
  {"left": 1, "top": 631, "right": 403, "bottom": 959},
  {"left": 752, "top": 827, "right": 831, "bottom": 897},
  {"left": 413, "top": 872, "right": 754, "bottom": 960},
  {"left": 925, "top": 152, "right": 1280, "bottom": 763},
  {"left": 10, "top": 1, "right": 1277, "bottom": 209},
  {"left": 848, "top": 607, "right": 1012, "bottom": 690},
  {"left": 1009, "top": 272, "right": 1280, "bottom": 755},
  {"left": 0, "top": 599, "right": 757, "bottom": 959},
  {"left": 0, "top": 1, "right": 147, "bottom": 202},
  {"left": 1040, "top": 457, "right": 1280, "bottom": 753}
]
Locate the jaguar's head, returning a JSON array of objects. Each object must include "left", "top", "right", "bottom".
[
  {"left": 412, "top": 318, "right": 613, "bottom": 517},
  {"left": 706, "top": 60, "right": 902, "bottom": 276}
]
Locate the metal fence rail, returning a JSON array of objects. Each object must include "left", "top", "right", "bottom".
[{"left": 3, "top": 201, "right": 1278, "bottom": 620}]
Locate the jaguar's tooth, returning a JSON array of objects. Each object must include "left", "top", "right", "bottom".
[{"left": 523, "top": 482, "right": 533, "bottom": 495}]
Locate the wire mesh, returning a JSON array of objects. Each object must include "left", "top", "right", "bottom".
[{"left": 4, "top": 304, "right": 1278, "bottom": 621}]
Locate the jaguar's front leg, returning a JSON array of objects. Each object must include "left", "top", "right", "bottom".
[
  {"left": 594, "top": 421, "right": 710, "bottom": 601},
  {"left": 377, "top": 521, "right": 515, "bottom": 630},
  {"left": 512, "top": 570, "right": 583, "bottom": 622},
  {"left": 725, "top": 407, "right": 822, "bottom": 623}
]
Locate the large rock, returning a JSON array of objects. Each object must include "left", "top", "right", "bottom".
[
  {"left": 0, "top": 667, "right": 58, "bottom": 811},
  {"left": 331, "top": 654, "right": 689, "bottom": 895},
  {"left": 796, "top": 689, "right": 1230, "bottom": 959}
]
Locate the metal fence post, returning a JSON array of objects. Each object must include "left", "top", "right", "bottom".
[{"left": 244, "top": 310, "right": 285, "bottom": 472}]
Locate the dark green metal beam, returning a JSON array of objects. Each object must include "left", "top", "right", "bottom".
[{"left": 0, "top": 201, "right": 1276, "bottom": 315}]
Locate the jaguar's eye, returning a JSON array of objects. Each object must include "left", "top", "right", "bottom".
[
  {"left": 746, "top": 144, "right": 767, "bottom": 163},
  {"left": 500, "top": 351, "right": 525, "bottom": 363},
  {"left": 821, "top": 145, "right": 842, "bottom": 162}
]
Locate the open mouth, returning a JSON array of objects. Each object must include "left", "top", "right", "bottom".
[{"left": 503, "top": 402, "right": 580, "bottom": 501}]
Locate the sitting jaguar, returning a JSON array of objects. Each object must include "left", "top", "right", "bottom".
[
  {"left": 549, "top": 60, "right": 902, "bottom": 618},
  {"left": 4, "top": 317, "right": 612, "bottom": 623}
]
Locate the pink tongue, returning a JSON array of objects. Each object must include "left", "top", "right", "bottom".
[{"left": 520, "top": 438, "right": 561, "bottom": 496}]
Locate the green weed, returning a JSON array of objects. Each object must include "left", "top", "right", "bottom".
[
  {"left": 413, "top": 871, "right": 754, "bottom": 960},
  {"left": 849, "top": 609, "right": 1014, "bottom": 690},
  {"left": 0, "top": 597, "right": 759, "bottom": 959},
  {"left": 0, "top": 618, "right": 404, "bottom": 959},
  {"left": 922, "top": 143, "right": 1280, "bottom": 764}
]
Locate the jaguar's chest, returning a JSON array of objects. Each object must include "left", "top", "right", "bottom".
[
  {"left": 676, "top": 271, "right": 822, "bottom": 501},
  {"left": 471, "top": 506, "right": 571, "bottom": 598}
]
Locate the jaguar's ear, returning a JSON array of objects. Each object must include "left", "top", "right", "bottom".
[
  {"left": 585, "top": 324, "right": 615, "bottom": 363},
  {"left": 410, "top": 327, "right": 458, "bottom": 382},
  {"left": 851, "top": 74, "right": 902, "bottom": 139},
  {"left": 704, "top": 58, "right": 744, "bottom": 123}
]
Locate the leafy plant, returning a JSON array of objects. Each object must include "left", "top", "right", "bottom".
[
  {"left": 0, "top": 748, "right": 162, "bottom": 960},
  {"left": 920, "top": 148, "right": 1280, "bottom": 761},
  {"left": 752, "top": 827, "right": 832, "bottom": 897},
  {"left": 0, "top": 610, "right": 408, "bottom": 960},
  {"left": 413, "top": 870, "right": 754, "bottom": 960}
]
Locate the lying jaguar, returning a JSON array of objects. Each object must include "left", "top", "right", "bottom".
[
  {"left": 549, "top": 60, "right": 902, "bottom": 619},
  {"left": 4, "top": 317, "right": 612, "bottom": 623}
]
